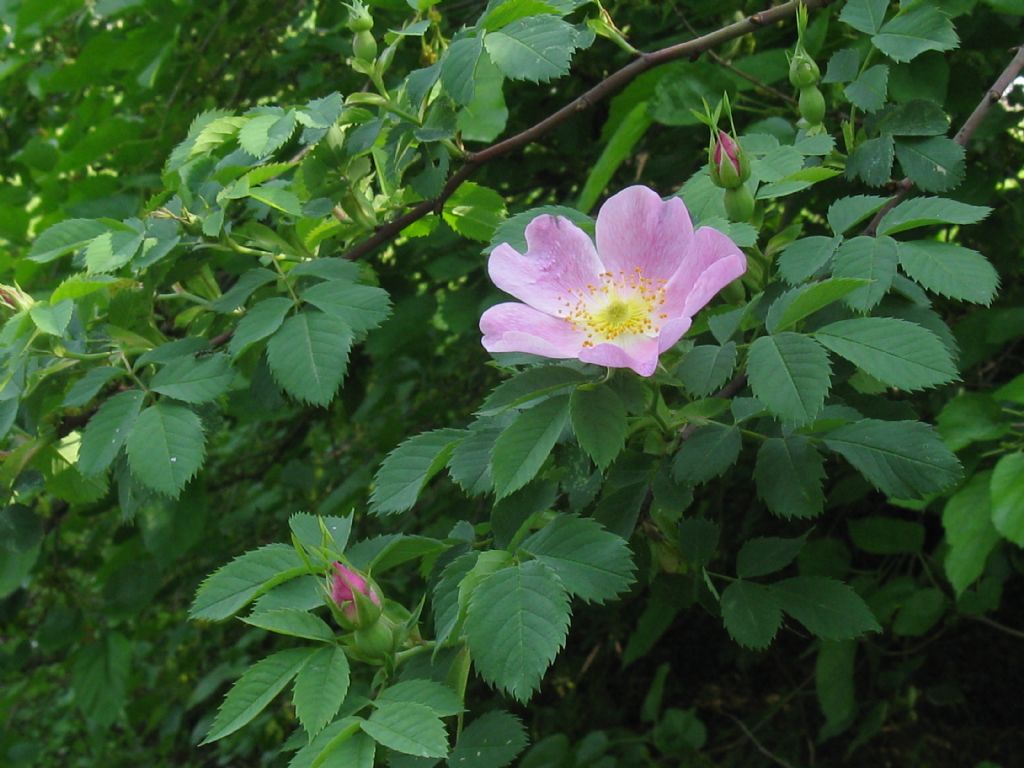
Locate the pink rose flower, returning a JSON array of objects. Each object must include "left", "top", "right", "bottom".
[
  {"left": 331, "top": 563, "right": 380, "bottom": 622},
  {"left": 480, "top": 185, "right": 746, "bottom": 376}
]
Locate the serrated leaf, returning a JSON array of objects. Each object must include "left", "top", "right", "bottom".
[
  {"left": 289, "top": 512, "right": 352, "bottom": 552},
  {"left": 266, "top": 311, "right": 353, "bottom": 406},
  {"left": 754, "top": 437, "right": 825, "bottom": 520},
  {"left": 777, "top": 236, "right": 842, "bottom": 283},
  {"left": 875, "top": 196, "right": 990, "bottom": 235},
  {"left": 28, "top": 218, "right": 109, "bottom": 263},
  {"left": 201, "top": 647, "right": 314, "bottom": 744},
  {"left": 126, "top": 403, "right": 205, "bottom": 497},
  {"left": 72, "top": 633, "right": 132, "bottom": 727},
  {"left": 300, "top": 281, "right": 392, "bottom": 333},
  {"left": 839, "top": 0, "right": 888, "bottom": 34},
  {"left": 63, "top": 366, "right": 122, "bottom": 407},
  {"left": 441, "top": 36, "right": 484, "bottom": 105},
  {"left": 521, "top": 514, "right": 635, "bottom": 603},
  {"left": 672, "top": 423, "right": 741, "bottom": 485},
  {"left": 242, "top": 608, "right": 335, "bottom": 642},
  {"left": 747, "top": 333, "right": 831, "bottom": 425},
  {"left": 457, "top": 52, "right": 509, "bottom": 143},
  {"left": 823, "top": 418, "right": 962, "bottom": 498},
  {"left": 872, "top": 100, "right": 950, "bottom": 136},
  {"left": 871, "top": 5, "right": 958, "bottom": 62},
  {"left": 362, "top": 701, "right": 449, "bottom": 758},
  {"left": 894, "top": 136, "right": 964, "bottom": 193},
  {"left": 250, "top": 186, "right": 303, "bottom": 216},
  {"left": 478, "top": 365, "right": 587, "bottom": 415},
  {"left": 293, "top": 646, "right": 350, "bottom": 738},
  {"left": 377, "top": 680, "right": 462, "bottom": 718},
  {"left": 736, "top": 536, "right": 805, "bottom": 579},
  {"left": 448, "top": 422, "right": 501, "bottom": 496},
  {"left": 827, "top": 195, "right": 888, "bottom": 235},
  {"left": 848, "top": 516, "right": 924, "bottom": 555},
  {"left": 822, "top": 47, "right": 862, "bottom": 83},
  {"left": 484, "top": 15, "right": 579, "bottom": 83},
  {"left": 30, "top": 300, "right": 73, "bottom": 336},
  {"left": 815, "top": 317, "right": 957, "bottom": 390},
  {"left": 191, "top": 543, "right": 306, "bottom": 621},
  {"left": 289, "top": 719, "right": 374, "bottom": 768},
  {"left": 78, "top": 390, "right": 145, "bottom": 476},
  {"left": 447, "top": 711, "right": 528, "bottom": 768},
  {"left": 239, "top": 111, "right": 297, "bottom": 158},
  {"left": 943, "top": 471, "right": 999, "bottom": 595},
  {"left": 846, "top": 134, "right": 894, "bottom": 187},
  {"left": 442, "top": 182, "right": 507, "bottom": 242},
  {"left": 897, "top": 241, "right": 998, "bottom": 304},
  {"left": 491, "top": 395, "right": 569, "bottom": 499},
  {"left": 720, "top": 581, "right": 781, "bottom": 649},
  {"left": 466, "top": 560, "right": 571, "bottom": 701},
  {"left": 433, "top": 552, "right": 478, "bottom": 646},
  {"left": 569, "top": 385, "right": 626, "bottom": 471},
  {"left": 832, "top": 236, "right": 898, "bottom": 311},
  {"left": 151, "top": 353, "right": 233, "bottom": 403},
  {"left": 844, "top": 65, "right": 888, "bottom": 112},
  {"left": 211, "top": 268, "right": 279, "bottom": 313},
  {"left": 767, "top": 279, "right": 871, "bottom": 333},
  {"left": 370, "top": 428, "right": 464, "bottom": 515},
  {"left": 991, "top": 452, "right": 1024, "bottom": 547},
  {"left": 773, "top": 576, "right": 880, "bottom": 639},
  {"left": 230, "top": 297, "right": 294, "bottom": 357},
  {"left": 677, "top": 343, "right": 737, "bottom": 397}
]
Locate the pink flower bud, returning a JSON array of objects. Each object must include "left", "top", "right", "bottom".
[
  {"left": 714, "top": 130, "right": 740, "bottom": 173},
  {"left": 331, "top": 563, "right": 381, "bottom": 623},
  {"left": 709, "top": 130, "right": 750, "bottom": 189}
]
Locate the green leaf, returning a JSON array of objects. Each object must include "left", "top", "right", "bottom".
[
  {"left": 201, "top": 647, "right": 314, "bottom": 744},
  {"left": 433, "top": 552, "right": 478, "bottom": 646},
  {"left": 827, "top": 195, "right": 888, "bottom": 235},
  {"left": 126, "top": 403, "right": 205, "bottom": 497},
  {"left": 289, "top": 512, "right": 353, "bottom": 552},
  {"left": 777, "top": 236, "right": 842, "bottom": 283},
  {"left": 63, "top": 366, "right": 122, "bottom": 407},
  {"left": 767, "top": 279, "right": 871, "bottom": 333},
  {"left": 676, "top": 343, "right": 737, "bottom": 397},
  {"left": 569, "top": 384, "right": 626, "bottom": 471},
  {"left": 875, "top": 196, "right": 990, "bottom": 235},
  {"left": 151, "top": 353, "right": 233, "bottom": 403},
  {"left": 370, "top": 428, "right": 464, "bottom": 515},
  {"left": 241, "top": 608, "right": 335, "bottom": 642},
  {"left": 894, "top": 136, "right": 964, "bottom": 193},
  {"left": 736, "top": 536, "right": 805, "bottom": 579},
  {"left": 457, "top": 53, "right": 509, "bottom": 143},
  {"left": 673, "top": 424, "right": 741, "bottom": 485},
  {"left": 816, "top": 641, "right": 856, "bottom": 737},
  {"left": 289, "top": 720, "right": 374, "bottom": 768},
  {"left": 85, "top": 229, "right": 144, "bottom": 273},
  {"left": 301, "top": 281, "right": 392, "bottom": 333},
  {"left": 293, "top": 646, "right": 351, "bottom": 738},
  {"left": 872, "top": 5, "right": 959, "bottom": 62},
  {"left": 361, "top": 701, "right": 449, "bottom": 759},
  {"left": 484, "top": 15, "right": 580, "bottom": 83},
  {"left": 823, "top": 47, "right": 862, "bottom": 83},
  {"left": 720, "top": 581, "right": 782, "bottom": 649},
  {"left": 892, "top": 588, "right": 945, "bottom": 637},
  {"left": 754, "top": 438, "right": 825, "bottom": 520},
  {"left": 229, "top": 297, "right": 294, "bottom": 357},
  {"left": 815, "top": 317, "right": 957, "bottom": 390},
  {"left": 747, "top": 333, "right": 831, "bottom": 425},
  {"left": 823, "top": 419, "right": 962, "bottom": 498},
  {"left": 943, "top": 472, "right": 999, "bottom": 595},
  {"left": 839, "top": 0, "right": 889, "bottom": 34},
  {"left": 991, "top": 452, "right": 1024, "bottom": 546},
  {"left": 846, "top": 134, "right": 894, "bottom": 187},
  {"left": 447, "top": 711, "right": 528, "bottom": 768},
  {"left": 239, "top": 111, "right": 297, "bottom": 158},
  {"left": 29, "top": 300, "right": 73, "bottom": 336},
  {"left": 897, "top": 241, "right": 998, "bottom": 304},
  {"left": 872, "top": 100, "right": 950, "bottom": 136},
  {"left": 72, "top": 633, "right": 133, "bottom": 727},
  {"left": 377, "top": 680, "right": 462, "bottom": 718},
  {"left": 441, "top": 36, "right": 484, "bottom": 105},
  {"left": 847, "top": 516, "right": 925, "bottom": 554},
  {"left": 190, "top": 543, "right": 306, "bottom": 621},
  {"left": 78, "top": 390, "right": 145, "bottom": 476},
  {"left": 211, "top": 268, "right": 278, "bottom": 312},
  {"left": 938, "top": 392, "right": 1007, "bottom": 450},
  {"left": 249, "top": 186, "right": 304, "bottom": 216},
  {"left": 478, "top": 365, "right": 587, "bottom": 415},
  {"left": 521, "top": 514, "right": 635, "bottom": 603},
  {"left": 442, "top": 182, "right": 507, "bottom": 242},
  {"left": 491, "top": 395, "right": 570, "bottom": 499},
  {"left": 480, "top": 0, "right": 561, "bottom": 30},
  {"left": 831, "top": 236, "right": 899, "bottom": 311},
  {"left": 577, "top": 102, "right": 652, "bottom": 214},
  {"left": 28, "top": 218, "right": 108, "bottom": 263},
  {"left": 266, "top": 311, "right": 353, "bottom": 406},
  {"left": 678, "top": 517, "right": 720, "bottom": 565},
  {"left": 448, "top": 422, "right": 501, "bottom": 496},
  {"left": 772, "top": 576, "right": 881, "bottom": 640},
  {"left": 466, "top": 560, "right": 571, "bottom": 701},
  {"left": 844, "top": 64, "right": 888, "bottom": 112}
]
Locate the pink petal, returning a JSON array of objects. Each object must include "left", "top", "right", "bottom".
[
  {"left": 579, "top": 336, "right": 661, "bottom": 377},
  {"left": 595, "top": 186, "right": 694, "bottom": 283},
  {"left": 657, "top": 316, "right": 693, "bottom": 353},
  {"left": 664, "top": 227, "right": 746, "bottom": 316},
  {"left": 480, "top": 302, "right": 586, "bottom": 360},
  {"left": 488, "top": 215, "right": 603, "bottom": 316}
]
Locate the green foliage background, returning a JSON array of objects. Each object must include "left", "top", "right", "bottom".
[{"left": 2, "top": 0, "right": 1024, "bottom": 766}]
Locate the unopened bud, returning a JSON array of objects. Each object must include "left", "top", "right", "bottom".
[
  {"left": 709, "top": 130, "right": 750, "bottom": 189},
  {"left": 723, "top": 185, "right": 755, "bottom": 222},
  {"left": 345, "top": 1, "right": 373, "bottom": 32},
  {"left": 0, "top": 284, "right": 34, "bottom": 312},
  {"left": 798, "top": 85, "right": 826, "bottom": 125},
  {"left": 789, "top": 48, "right": 820, "bottom": 89},
  {"left": 330, "top": 562, "right": 382, "bottom": 629}
]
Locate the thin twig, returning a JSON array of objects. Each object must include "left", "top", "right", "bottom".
[
  {"left": 723, "top": 712, "right": 799, "bottom": 768},
  {"left": 863, "top": 43, "right": 1024, "bottom": 236},
  {"left": 339, "top": 0, "right": 832, "bottom": 261},
  {"left": 969, "top": 614, "right": 1024, "bottom": 640}
]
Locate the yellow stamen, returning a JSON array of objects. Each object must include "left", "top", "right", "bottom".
[{"left": 563, "top": 267, "right": 667, "bottom": 347}]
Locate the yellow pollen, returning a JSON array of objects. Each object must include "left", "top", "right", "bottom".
[{"left": 565, "top": 268, "right": 667, "bottom": 343}]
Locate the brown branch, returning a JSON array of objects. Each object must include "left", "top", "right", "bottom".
[
  {"left": 863, "top": 43, "right": 1024, "bottom": 236},
  {"left": 339, "top": 0, "right": 833, "bottom": 261}
]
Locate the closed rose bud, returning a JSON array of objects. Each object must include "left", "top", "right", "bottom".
[
  {"left": 352, "top": 30, "right": 377, "bottom": 62},
  {"left": 709, "top": 130, "right": 750, "bottom": 189},
  {"left": 799, "top": 85, "right": 826, "bottom": 125},
  {"left": 345, "top": 1, "right": 373, "bottom": 32},
  {"left": 788, "top": 48, "right": 820, "bottom": 89},
  {"left": 331, "top": 563, "right": 382, "bottom": 627}
]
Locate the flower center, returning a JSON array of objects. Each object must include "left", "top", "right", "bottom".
[{"left": 561, "top": 268, "right": 669, "bottom": 347}]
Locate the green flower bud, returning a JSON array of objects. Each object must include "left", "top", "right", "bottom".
[
  {"left": 788, "top": 48, "right": 820, "bottom": 89},
  {"left": 799, "top": 85, "right": 826, "bottom": 125},
  {"left": 345, "top": 1, "right": 373, "bottom": 32},
  {"left": 723, "top": 185, "right": 755, "bottom": 222},
  {"left": 353, "top": 29, "right": 377, "bottom": 62},
  {"left": 353, "top": 618, "right": 396, "bottom": 663},
  {"left": 709, "top": 130, "right": 750, "bottom": 190}
]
